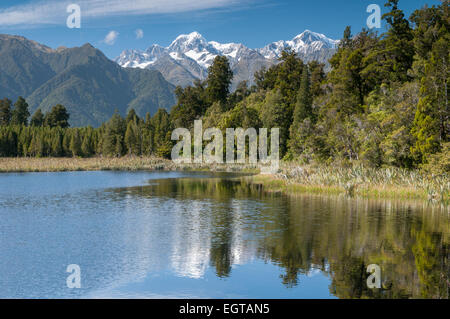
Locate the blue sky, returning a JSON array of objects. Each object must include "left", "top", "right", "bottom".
[{"left": 0, "top": 0, "right": 440, "bottom": 59}]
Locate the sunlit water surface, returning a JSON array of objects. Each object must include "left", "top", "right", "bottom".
[{"left": 0, "top": 171, "right": 448, "bottom": 299}]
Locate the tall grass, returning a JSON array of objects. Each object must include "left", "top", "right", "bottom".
[
  {"left": 257, "top": 163, "right": 449, "bottom": 203},
  {"left": 0, "top": 157, "right": 259, "bottom": 174},
  {"left": 1, "top": 157, "right": 447, "bottom": 203}
]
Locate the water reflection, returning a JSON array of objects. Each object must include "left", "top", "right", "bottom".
[
  {"left": 115, "top": 177, "right": 450, "bottom": 299},
  {"left": 0, "top": 172, "right": 448, "bottom": 298}
]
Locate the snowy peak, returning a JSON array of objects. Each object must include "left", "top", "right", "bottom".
[
  {"left": 115, "top": 30, "right": 337, "bottom": 88},
  {"left": 293, "top": 30, "right": 337, "bottom": 47},
  {"left": 259, "top": 30, "right": 338, "bottom": 59},
  {"left": 210, "top": 41, "right": 254, "bottom": 60},
  {"left": 116, "top": 30, "right": 337, "bottom": 70},
  {"left": 169, "top": 31, "right": 209, "bottom": 53}
]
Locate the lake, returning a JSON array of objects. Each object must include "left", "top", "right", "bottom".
[{"left": 0, "top": 171, "right": 448, "bottom": 299}]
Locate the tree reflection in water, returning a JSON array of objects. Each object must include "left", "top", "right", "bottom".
[{"left": 114, "top": 177, "right": 449, "bottom": 299}]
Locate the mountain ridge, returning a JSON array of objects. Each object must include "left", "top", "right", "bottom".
[
  {"left": 116, "top": 30, "right": 338, "bottom": 89},
  {"left": 0, "top": 34, "right": 176, "bottom": 127}
]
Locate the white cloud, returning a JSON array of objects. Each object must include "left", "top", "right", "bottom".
[
  {"left": 103, "top": 30, "right": 119, "bottom": 45},
  {"left": 135, "top": 29, "right": 144, "bottom": 39},
  {"left": 0, "top": 0, "right": 247, "bottom": 27}
]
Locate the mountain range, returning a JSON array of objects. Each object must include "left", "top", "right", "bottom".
[
  {"left": 0, "top": 30, "right": 338, "bottom": 127},
  {"left": 0, "top": 34, "right": 176, "bottom": 127},
  {"left": 116, "top": 30, "right": 338, "bottom": 90}
]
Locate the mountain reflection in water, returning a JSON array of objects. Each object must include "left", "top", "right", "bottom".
[
  {"left": 111, "top": 177, "right": 450, "bottom": 299},
  {"left": 0, "top": 171, "right": 448, "bottom": 298}
]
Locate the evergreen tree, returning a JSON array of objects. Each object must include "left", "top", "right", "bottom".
[
  {"left": 103, "top": 111, "right": 126, "bottom": 157},
  {"left": 114, "top": 135, "right": 124, "bottom": 157},
  {"left": 308, "top": 61, "right": 326, "bottom": 98},
  {"left": 141, "top": 127, "right": 153, "bottom": 156},
  {"left": 341, "top": 26, "right": 353, "bottom": 49},
  {"left": 11, "top": 97, "right": 30, "bottom": 126},
  {"left": 411, "top": 35, "right": 449, "bottom": 162},
  {"left": 51, "top": 130, "right": 63, "bottom": 157},
  {"left": 293, "top": 66, "right": 313, "bottom": 124},
  {"left": 363, "top": 0, "right": 414, "bottom": 84},
  {"left": 29, "top": 131, "right": 44, "bottom": 157},
  {"left": 260, "top": 89, "right": 291, "bottom": 157},
  {"left": 145, "top": 112, "right": 151, "bottom": 125},
  {"left": 381, "top": 0, "right": 414, "bottom": 82},
  {"left": 274, "top": 49, "right": 305, "bottom": 108},
  {"left": 18, "top": 127, "right": 31, "bottom": 157},
  {"left": 289, "top": 66, "right": 314, "bottom": 156},
  {"left": 0, "top": 98, "right": 12, "bottom": 126},
  {"left": 150, "top": 108, "right": 173, "bottom": 158},
  {"left": 70, "top": 130, "right": 82, "bottom": 157},
  {"left": 44, "top": 104, "right": 70, "bottom": 128},
  {"left": 125, "top": 119, "right": 142, "bottom": 156},
  {"left": 126, "top": 108, "right": 139, "bottom": 124},
  {"left": 62, "top": 131, "right": 71, "bottom": 156},
  {"left": 30, "top": 109, "right": 44, "bottom": 127},
  {"left": 206, "top": 56, "right": 233, "bottom": 105},
  {"left": 171, "top": 81, "right": 208, "bottom": 129},
  {"left": 81, "top": 131, "right": 94, "bottom": 157},
  {"left": 229, "top": 81, "right": 250, "bottom": 105}
]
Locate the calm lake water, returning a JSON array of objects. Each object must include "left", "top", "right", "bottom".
[{"left": 0, "top": 171, "right": 448, "bottom": 299}]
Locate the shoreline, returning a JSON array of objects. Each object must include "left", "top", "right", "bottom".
[
  {"left": 0, "top": 157, "right": 448, "bottom": 204},
  {"left": 249, "top": 175, "right": 447, "bottom": 203},
  {"left": 0, "top": 157, "right": 259, "bottom": 174}
]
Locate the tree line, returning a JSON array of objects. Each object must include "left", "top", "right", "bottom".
[{"left": 0, "top": 0, "right": 448, "bottom": 172}]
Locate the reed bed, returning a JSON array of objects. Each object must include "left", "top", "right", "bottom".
[
  {"left": 0, "top": 157, "right": 259, "bottom": 174},
  {"left": 1, "top": 157, "right": 447, "bottom": 203},
  {"left": 254, "top": 163, "right": 449, "bottom": 203}
]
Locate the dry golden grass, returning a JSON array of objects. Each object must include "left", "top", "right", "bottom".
[
  {"left": 0, "top": 157, "right": 173, "bottom": 172},
  {"left": 0, "top": 157, "right": 259, "bottom": 173}
]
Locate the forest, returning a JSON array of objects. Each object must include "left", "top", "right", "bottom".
[{"left": 0, "top": 0, "right": 448, "bottom": 174}]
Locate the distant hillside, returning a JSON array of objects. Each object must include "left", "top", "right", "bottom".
[{"left": 0, "top": 34, "right": 176, "bottom": 127}]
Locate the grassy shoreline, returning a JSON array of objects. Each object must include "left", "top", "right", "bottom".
[
  {"left": 0, "top": 157, "right": 259, "bottom": 173},
  {"left": 0, "top": 157, "right": 448, "bottom": 203},
  {"left": 252, "top": 163, "right": 449, "bottom": 203}
]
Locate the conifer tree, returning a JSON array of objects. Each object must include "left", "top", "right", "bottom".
[
  {"left": 141, "top": 127, "right": 153, "bottom": 156},
  {"left": 30, "top": 109, "right": 44, "bottom": 127},
  {"left": 11, "top": 97, "right": 30, "bottom": 126},
  {"left": 126, "top": 108, "right": 139, "bottom": 124},
  {"left": 0, "top": 98, "right": 12, "bottom": 126},
  {"left": 103, "top": 111, "right": 126, "bottom": 157},
  {"left": 293, "top": 66, "right": 313, "bottom": 124},
  {"left": 125, "top": 120, "right": 142, "bottom": 156},
  {"left": 70, "top": 130, "right": 82, "bottom": 157},
  {"left": 81, "top": 132, "right": 94, "bottom": 157},
  {"left": 150, "top": 108, "right": 173, "bottom": 158},
  {"left": 383, "top": 0, "right": 414, "bottom": 81},
  {"left": 289, "top": 66, "right": 314, "bottom": 156},
  {"left": 341, "top": 26, "right": 352, "bottom": 49},
  {"left": 206, "top": 56, "right": 233, "bottom": 105},
  {"left": 44, "top": 104, "right": 70, "bottom": 128},
  {"left": 411, "top": 35, "right": 449, "bottom": 162},
  {"left": 274, "top": 49, "right": 304, "bottom": 108},
  {"left": 51, "top": 131, "right": 63, "bottom": 157},
  {"left": 260, "top": 89, "right": 291, "bottom": 156}
]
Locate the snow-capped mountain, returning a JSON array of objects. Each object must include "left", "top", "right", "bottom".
[
  {"left": 259, "top": 30, "right": 338, "bottom": 59},
  {"left": 116, "top": 30, "right": 338, "bottom": 90}
]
